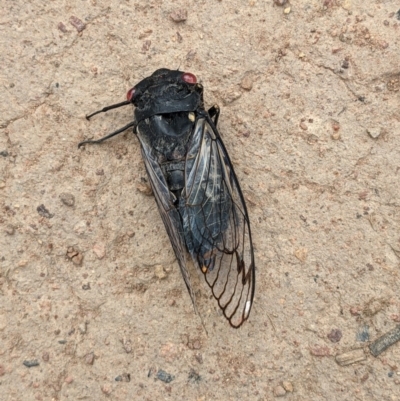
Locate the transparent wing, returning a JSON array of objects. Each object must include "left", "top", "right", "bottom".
[
  {"left": 182, "top": 117, "right": 255, "bottom": 328},
  {"left": 136, "top": 128, "right": 196, "bottom": 307}
]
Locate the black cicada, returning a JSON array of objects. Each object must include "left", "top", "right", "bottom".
[{"left": 79, "top": 69, "right": 255, "bottom": 327}]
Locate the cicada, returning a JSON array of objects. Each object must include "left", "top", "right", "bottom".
[{"left": 79, "top": 69, "right": 255, "bottom": 327}]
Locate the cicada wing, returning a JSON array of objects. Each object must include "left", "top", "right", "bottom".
[
  {"left": 182, "top": 118, "right": 255, "bottom": 328},
  {"left": 136, "top": 128, "right": 196, "bottom": 306}
]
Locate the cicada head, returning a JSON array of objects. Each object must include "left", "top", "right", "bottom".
[
  {"left": 126, "top": 69, "right": 197, "bottom": 103},
  {"left": 131, "top": 69, "right": 203, "bottom": 122}
]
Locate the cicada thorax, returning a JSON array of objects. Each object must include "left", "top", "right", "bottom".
[{"left": 136, "top": 111, "right": 197, "bottom": 198}]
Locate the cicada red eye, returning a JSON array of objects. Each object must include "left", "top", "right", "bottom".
[
  {"left": 182, "top": 72, "right": 197, "bottom": 84},
  {"left": 126, "top": 87, "right": 136, "bottom": 101}
]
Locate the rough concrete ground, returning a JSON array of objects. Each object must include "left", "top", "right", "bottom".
[{"left": 1, "top": 1, "right": 400, "bottom": 400}]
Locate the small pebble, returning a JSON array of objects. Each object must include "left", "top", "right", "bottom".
[
  {"left": 273, "top": 385, "right": 286, "bottom": 397},
  {"left": 138, "top": 30, "right": 152, "bottom": 39},
  {"left": 72, "top": 253, "right": 83, "bottom": 266},
  {"left": 350, "top": 306, "right": 361, "bottom": 316},
  {"left": 188, "top": 368, "right": 201, "bottom": 383},
  {"left": 37, "top": 204, "right": 54, "bottom": 219},
  {"left": 282, "top": 381, "right": 293, "bottom": 392},
  {"left": 387, "top": 77, "right": 400, "bottom": 92},
  {"left": 273, "top": 0, "right": 287, "bottom": 5},
  {"left": 300, "top": 122, "right": 308, "bottom": 131},
  {"left": 307, "top": 134, "right": 318, "bottom": 144},
  {"left": 121, "top": 338, "right": 132, "bottom": 354},
  {"left": 363, "top": 298, "right": 387, "bottom": 316},
  {"left": 57, "top": 22, "right": 68, "bottom": 33},
  {"left": 342, "top": 0, "right": 352, "bottom": 11},
  {"left": 93, "top": 242, "right": 106, "bottom": 259},
  {"left": 294, "top": 248, "right": 308, "bottom": 262},
  {"left": 154, "top": 265, "right": 167, "bottom": 280},
  {"left": 367, "top": 128, "right": 381, "bottom": 139},
  {"left": 391, "top": 314, "right": 400, "bottom": 323},
  {"left": 101, "top": 385, "right": 112, "bottom": 395},
  {"left": 66, "top": 247, "right": 83, "bottom": 266},
  {"left": 170, "top": 9, "right": 188, "bottom": 22},
  {"left": 60, "top": 193, "right": 75, "bottom": 207},
  {"left": 240, "top": 74, "right": 253, "bottom": 91},
  {"left": 73, "top": 221, "right": 87, "bottom": 235},
  {"left": 78, "top": 322, "right": 87, "bottom": 334},
  {"left": 156, "top": 369, "right": 175, "bottom": 383},
  {"left": 23, "top": 360, "right": 40, "bottom": 368},
  {"left": 84, "top": 352, "right": 95, "bottom": 365},
  {"left": 369, "top": 324, "right": 400, "bottom": 357},
  {"left": 222, "top": 89, "right": 241, "bottom": 105},
  {"left": 356, "top": 325, "right": 370, "bottom": 342},
  {"left": 186, "top": 337, "right": 202, "bottom": 350},
  {"left": 65, "top": 376, "right": 73, "bottom": 384},
  {"left": 335, "top": 349, "right": 366, "bottom": 366},
  {"left": 115, "top": 373, "right": 131, "bottom": 382},
  {"left": 141, "top": 40, "right": 151, "bottom": 52},
  {"left": 69, "top": 16, "right": 86, "bottom": 32},
  {"left": 361, "top": 373, "right": 369, "bottom": 383},
  {"left": 327, "top": 328, "right": 342, "bottom": 343},
  {"left": 194, "top": 352, "right": 203, "bottom": 364}
]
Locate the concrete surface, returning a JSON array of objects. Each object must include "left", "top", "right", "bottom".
[{"left": 1, "top": 1, "right": 400, "bottom": 400}]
